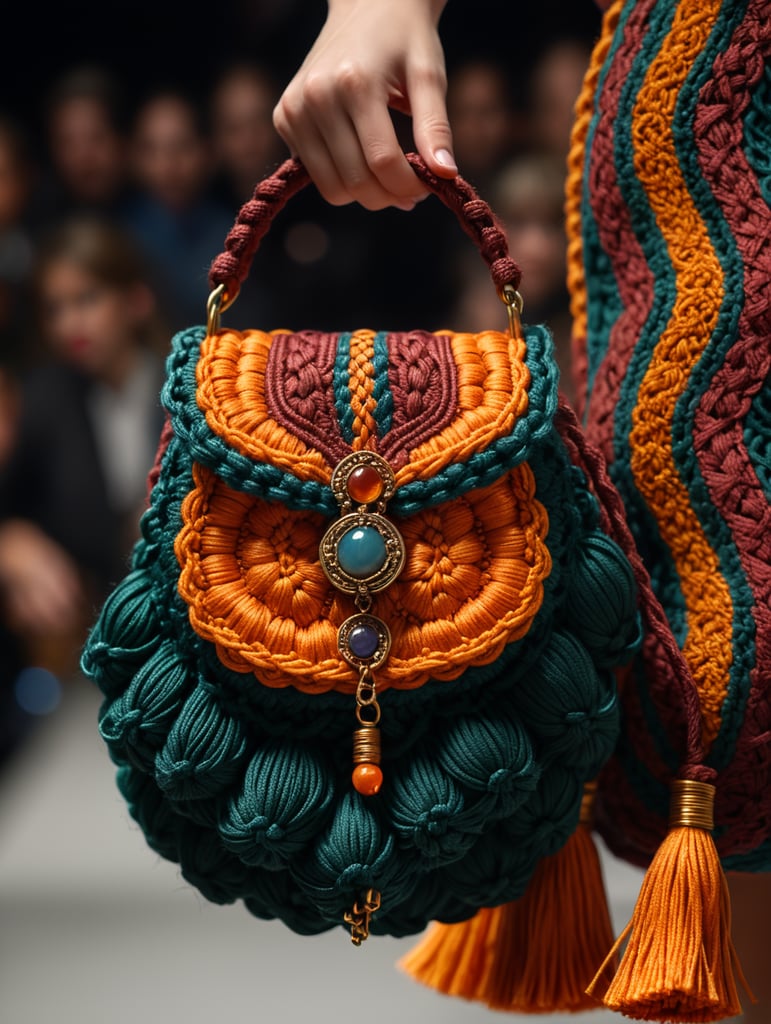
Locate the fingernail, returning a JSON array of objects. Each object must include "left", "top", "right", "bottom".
[{"left": 434, "top": 148, "right": 457, "bottom": 171}]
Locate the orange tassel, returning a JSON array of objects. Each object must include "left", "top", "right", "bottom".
[
  {"left": 398, "top": 906, "right": 500, "bottom": 1000},
  {"left": 588, "top": 779, "right": 751, "bottom": 1022},
  {"left": 399, "top": 785, "right": 616, "bottom": 1012}
]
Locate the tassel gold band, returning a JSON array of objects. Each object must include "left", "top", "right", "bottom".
[
  {"left": 668, "top": 779, "right": 715, "bottom": 831},
  {"left": 580, "top": 781, "right": 597, "bottom": 826}
]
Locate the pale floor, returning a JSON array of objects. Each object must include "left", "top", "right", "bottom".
[{"left": 0, "top": 678, "right": 653, "bottom": 1024}]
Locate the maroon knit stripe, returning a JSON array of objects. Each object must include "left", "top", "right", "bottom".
[
  {"left": 378, "top": 331, "right": 458, "bottom": 467},
  {"left": 146, "top": 415, "right": 174, "bottom": 500},
  {"left": 265, "top": 332, "right": 350, "bottom": 465},
  {"left": 584, "top": 0, "right": 658, "bottom": 461},
  {"left": 690, "top": 0, "right": 771, "bottom": 853}
]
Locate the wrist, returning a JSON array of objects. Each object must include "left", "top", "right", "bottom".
[{"left": 327, "top": 0, "right": 447, "bottom": 24}]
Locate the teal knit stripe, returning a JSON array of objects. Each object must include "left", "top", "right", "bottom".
[
  {"left": 371, "top": 331, "right": 393, "bottom": 437},
  {"left": 744, "top": 368, "right": 771, "bottom": 502},
  {"left": 332, "top": 332, "right": 354, "bottom": 444}
]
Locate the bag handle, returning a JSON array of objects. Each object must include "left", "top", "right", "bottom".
[{"left": 207, "top": 153, "right": 523, "bottom": 332}]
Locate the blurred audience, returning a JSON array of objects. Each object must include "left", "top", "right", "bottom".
[
  {"left": 527, "top": 38, "right": 593, "bottom": 162},
  {"left": 446, "top": 59, "right": 522, "bottom": 192},
  {"left": 0, "top": 218, "right": 164, "bottom": 685},
  {"left": 123, "top": 90, "right": 233, "bottom": 326},
  {"left": 0, "top": 117, "right": 36, "bottom": 358},
  {"left": 453, "top": 152, "right": 574, "bottom": 403},
  {"left": 211, "top": 63, "right": 286, "bottom": 205},
  {"left": 40, "top": 67, "right": 131, "bottom": 220}
]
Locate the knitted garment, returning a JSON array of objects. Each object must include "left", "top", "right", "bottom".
[
  {"left": 82, "top": 321, "right": 641, "bottom": 937},
  {"left": 568, "top": 0, "right": 771, "bottom": 871}
]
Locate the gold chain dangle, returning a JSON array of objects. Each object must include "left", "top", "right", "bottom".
[
  {"left": 343, "top": 889, "right": 382, "bottom": 946},
  {"left": 319, "top": 449, "right": 404, "bottom": 943}
]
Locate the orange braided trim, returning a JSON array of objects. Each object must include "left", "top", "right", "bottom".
[
  {"left": 348, "top": 330, "right": 378, "bottom": 451},
  {"left": 392, "top": 330, "right": 530, "bottom": 488},
  {"left": 629, "top": 0, "right": 731, "bottom": 748},
  {"left": 175, "top": 461, "right": 550, "bottom": 695}
]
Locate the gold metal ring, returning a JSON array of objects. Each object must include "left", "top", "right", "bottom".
[{"left": 206, "top": 282, "right": 240, "bottom": 335}]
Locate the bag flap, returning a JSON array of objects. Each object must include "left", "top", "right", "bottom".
[{"left": 162, "top": 324, "right": 559, "bottom": 515}]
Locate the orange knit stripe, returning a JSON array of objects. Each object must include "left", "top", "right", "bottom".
[
  {"left": 565, "top": 0, "right": 623, "bottom": 360},
  {"left": 196, "top": 329, "right": 332, "bottom": 484},
  {"left": 175, "top": 460, "right": 550, "bottom": 694},
  {"left": 347, "top": 330, "right": 378, "bottom": 451},
  {"left": 629, "top": 0, "right": 731, "bottom": 748}
]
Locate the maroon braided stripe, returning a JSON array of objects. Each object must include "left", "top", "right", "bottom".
[
  {"left": 208, "top": 155, "right": 521, "bottom": 297},
  {"left": 690, "top": 0, "right": 771, "bottom": 855}
]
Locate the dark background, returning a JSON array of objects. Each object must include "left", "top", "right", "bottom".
[{"left": 3, "top": 0, "right": 601, "bottom": 142}]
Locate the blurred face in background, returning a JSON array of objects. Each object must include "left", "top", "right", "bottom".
[
  {"left": 447, "top": 62, "right": 516, "bottom": 180},
  {"left": 48, "top": 96, "right": 125, "bottom": 205},
  {"left": 495, "top": 155, "right": 567, "bottom": 311},
  {"left": 131, "top": 94, "right": 211, "bottom": 212},
  {"left": 529, "top": 40, "right": 591, "bottom": 160},
  {"left": 0, "top": 130, "right": 29, "bottom": 229},
  {"left": 211, "top": 67, "right": 283, "bottom": 200},
  {"left": 40, "top": 259, "right": 151, "bottom": 383}
]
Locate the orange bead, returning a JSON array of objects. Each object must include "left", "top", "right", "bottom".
[
  {"left": 346, "top": 465, "right": 384, "bottom": 505},
  {"left": 352, "top": 762, "right": 383, "bottom": 796}
]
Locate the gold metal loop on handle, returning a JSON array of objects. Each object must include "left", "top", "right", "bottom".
[
  {"left": 206, "top": 282, "right": 240, "bottom": 335},
  {"left": 499, "top": 283, "right": 525, "bottom": 341}
]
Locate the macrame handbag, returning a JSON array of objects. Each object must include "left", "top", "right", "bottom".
[
  {"left": 553, "top": 0, "right": 771, "bottom": 1019},
  {"left": 82, "top": 155, "right": 643, "bottom": 1011}
]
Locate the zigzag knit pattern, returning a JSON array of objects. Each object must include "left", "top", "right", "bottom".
[
  {"left": 82, "top": 324, "right": 641, "bottom": 936},
  {"left": 567, "top": 0, "right": 771, "bottom": 870}
]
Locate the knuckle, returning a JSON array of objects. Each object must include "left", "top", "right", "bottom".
[
  {"left": 367, "top": 147, "right": 402, "bottom": 176},
  {"left": 410, "top": 62, "right": 447, "bottom": 92},
  {"left": 333, "top": 61, "right": 370, "bottom": 97}
]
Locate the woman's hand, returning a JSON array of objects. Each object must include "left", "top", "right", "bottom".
[{"left": 273, "top": 0, "right": 456, "bottom": 210}]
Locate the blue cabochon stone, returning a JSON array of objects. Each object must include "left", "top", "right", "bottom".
[{"left": 337, "top": 525, "right": 387, "bottom": 579}]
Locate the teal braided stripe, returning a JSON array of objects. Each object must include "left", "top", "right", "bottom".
[
  {"left": 744, "top": 62, "right": 771, "bottom": 206},
  {"left": 670, "top": 0, "right": 755, "bottom": 773},
  {"left": 744, "top": 369, "right": 771, "bottom": 502},
  {"left": 579, "top": 0, "right": 631, "bottom": 399},
  {"left": 371, "top": 331, "right": 393, "bottom": 438},
  {"left": 332, "top": 332, "right": 354, "bottom": 445}
]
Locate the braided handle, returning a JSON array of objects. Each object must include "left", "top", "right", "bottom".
[{"left": 208, "top": 154, "right": 521, "bottom": 303}]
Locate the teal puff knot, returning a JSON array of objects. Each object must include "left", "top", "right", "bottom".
[{"left": 218, "top": 741, "right": 335, "bottom": 869}]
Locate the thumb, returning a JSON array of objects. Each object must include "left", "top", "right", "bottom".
[{"left": 407, "top": 65, "right": 457, "bottom": 179}]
